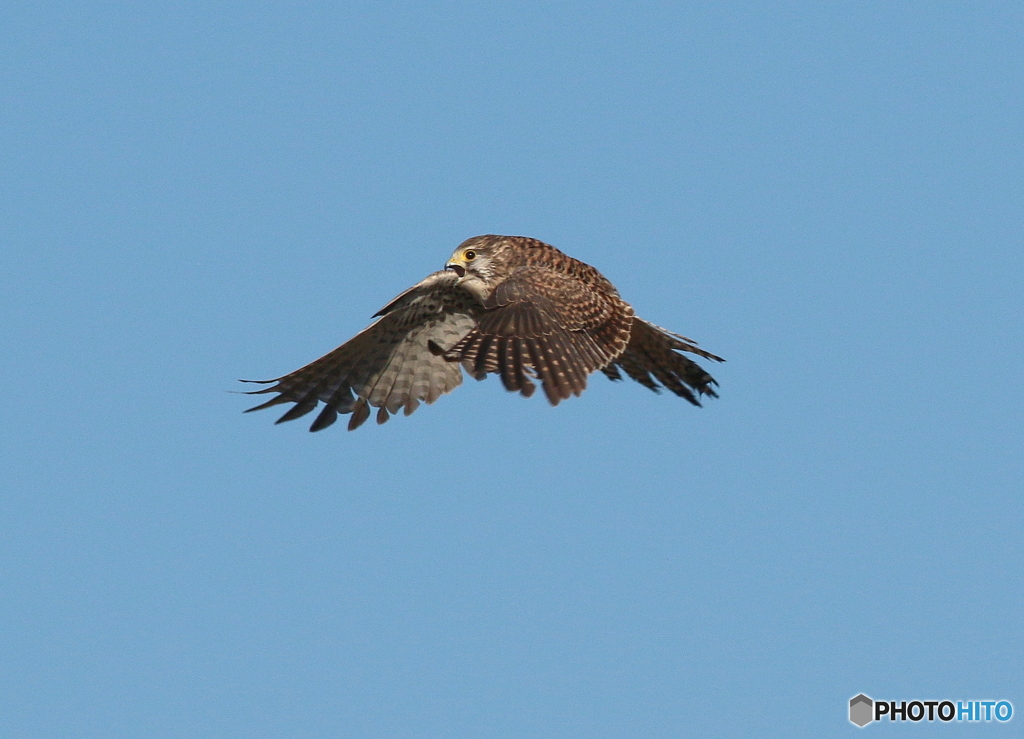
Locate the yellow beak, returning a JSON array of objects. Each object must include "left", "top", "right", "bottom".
[{"left": 446, "top": 255, "right": 468, "bottom": 277}]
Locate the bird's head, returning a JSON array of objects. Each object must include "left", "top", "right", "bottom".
[{"left": 445, "top": 235, "right": 504, "bottom": 286}]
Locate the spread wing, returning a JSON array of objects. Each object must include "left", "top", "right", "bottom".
[
  {"left": 600, "top": 318, "right": 724, "bottom": 405},
  {"left": 242, "top": 271, "right": 480, "bottom": 431},
  {"left": 446, "top": 266, "right": 634, "bottom": 405}
]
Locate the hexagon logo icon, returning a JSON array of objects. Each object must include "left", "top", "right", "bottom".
[{"left": 850, "top": 694, "right": 874, "bottom": 727}]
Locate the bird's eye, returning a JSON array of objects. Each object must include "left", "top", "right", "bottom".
[{"left": 464, "top": 250, "right": 476, "bottom": 260}]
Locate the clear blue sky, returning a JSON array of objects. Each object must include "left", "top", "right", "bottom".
[{"left": 2, "top": 2, "right": 1021, "bottom": 736}]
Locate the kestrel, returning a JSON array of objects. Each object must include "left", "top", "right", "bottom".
[{"left": 244, "top": 235, "right": 723, "bottom": 431}]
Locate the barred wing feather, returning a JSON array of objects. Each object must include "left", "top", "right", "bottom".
[
  {"left": 601, "top": 318, "right": 724, "bottom": 405},
  {"left": 243, "top": 271, "right": 479, "bottom": 431}
]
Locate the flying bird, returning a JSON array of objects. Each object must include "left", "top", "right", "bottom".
[{"left": 243, "top": 235, "right": 723, "bottom": 431}]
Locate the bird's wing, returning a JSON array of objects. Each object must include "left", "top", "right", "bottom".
[
  {"left": 600, "top": 318, "right": 723, "bottom": 405},
  {"left": 446, "top": 266, "right": 634, "bottom": 405},
  {"left": 242, "top": 270, "right": 480, "bottom": 431}
]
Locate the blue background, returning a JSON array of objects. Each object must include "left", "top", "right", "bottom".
[{"left": 2, "top": 2, "right": 1021, "bottom": 736}]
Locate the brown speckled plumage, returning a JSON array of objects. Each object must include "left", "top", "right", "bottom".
[{"left": 243, "top": 235, "right": 723, "bottom": 431}]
